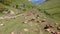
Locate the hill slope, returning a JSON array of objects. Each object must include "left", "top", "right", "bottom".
[{"left": 0, "top": 0, "right": 60, "bottom": 34}]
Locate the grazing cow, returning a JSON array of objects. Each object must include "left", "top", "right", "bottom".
[
  {"left": 51, "top": 31, "right": 57, "bottom": 34},
  {"left": 41, "top": 19, "right": 46, "bottom": 22},
  {"left": 41, "top": 20, "right": 45, "bottom": 22},
  {"left": 57, "top": 25, "right": 60, "bottom": 30},
  {"left": 51, "top": 31, "right": 60, "bottom": 34},
  {"left": 44, "top": 25, "right": 54, "bottom": 29},
  {"left": 57, "top": 32, "right": 60, "bottom": 34},
  {"left": 28, "top": 19, "right": 35, "bottom": 22},
  {"left": 30, "top": 19, "right": 35, "bottom": 21},
  {"left": 44, "top": 25, "right": 50, "bottom": 29}
]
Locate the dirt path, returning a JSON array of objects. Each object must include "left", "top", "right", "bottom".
[{"left": 0, "top": 14, "right": 23, "bottom": 20}]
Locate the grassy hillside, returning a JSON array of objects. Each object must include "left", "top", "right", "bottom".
[
  {"left": 0, "top": 0, "right": 60, "bottom": 34},
  {"left": 37, "top": 0, "right": 60, "bottom": 20}
]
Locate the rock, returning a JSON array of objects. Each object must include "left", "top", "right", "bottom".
[
  {"left": 0, "top": 17, "right": 4, "bottom": 19},
  {"left": 2, "top": 9, "right": 15, "bottom": 15},
  {"left": 24, "top": 20, "right": 28, "bottom": 24},
  {"left": 55, "top": 23, "right": 58, "bottom": 25},
  {"left": 9, "top": 10, "right": 15, "bottom": 15},
  {"left": 24, "top": 22, "right": 27, "bottom": 23},
  {"left": 0, "top": 23, "right": 4, "bottom": 26},
  {"left": 45, "top": 28, "right": 51, "bottom": 32},
  {"left": 11, "top": 32, "right": 14, "bottom": 34},
  {"left": 2, "top": 9, "right": 9, "bottom": 14},
  {"left": 24, "top": 28, "right": 28, "bottom": 31}
]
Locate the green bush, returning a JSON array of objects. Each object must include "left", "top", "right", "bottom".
[
  {"left": 0, "top": 0, "right": 12, "bottom": 5},
  {"left": 0, "top": 3, "right": 5, "bottom": 13}
]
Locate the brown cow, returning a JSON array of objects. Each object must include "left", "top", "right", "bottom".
[
  {"left": 57, "top": 25, "right": 60, "bottom": 30},
  {"left": 51, "top": 31, "right": 60, "bottom": 34},
  {"left": 44, "top": 25, "right": 54, "bottom": 29}
]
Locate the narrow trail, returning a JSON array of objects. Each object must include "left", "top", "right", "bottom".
[{"left": 0, "top": 14, "right": 23, "bottom": 20}]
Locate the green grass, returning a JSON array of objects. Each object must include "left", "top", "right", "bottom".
[
  {"left": 0, "top": 0, "right": 60, "bottom": 34},
  {"left": 37, "top": 0, "right": 60, "bottom": 20}
]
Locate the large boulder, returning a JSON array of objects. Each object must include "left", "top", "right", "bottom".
[
  {"left": 9, "top": 10, "right": 15, "bottom": 15},
  {"left": 2, "top": 9, "right": 9, "bottom": 14},
  {"left": 2, "top": 9, "right": 15, "bottom": 15}
]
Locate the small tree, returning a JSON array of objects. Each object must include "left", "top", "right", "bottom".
[{"left": 0, "top": 0, "right": 12, "bottom": 5}]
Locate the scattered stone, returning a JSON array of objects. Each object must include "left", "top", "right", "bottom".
[
  {"left": 24, "top": 22, "right": 27, "bottom": 24},
  {"left": 45, "top": 28, "right": 51, "bottom": 32},
  {"left": 11, "top": 32, "right": 14, "bottom": 34},
  {"left": 55, "top": 23, "right": 58, "bottom": 25},
  {"left": 24, "top": 20, "right": 28, "bottom": 23},
  {"left": 0, "top": 17, "right": 4, "bottom": 19},
  {"left": 9, "top": 10, "right": 15, "bottom": 15},
  {"left": 24, "top": 28, "right": 28, "bottom": 31},
  {"left": 44, "top": 17, "right": 47, "bottom": 19},
  {"left": 2, "top": 9, "right": 15, "bottom": 15},
  {"left": 0, "top": 23, "right": 4, "bottom": 26}
]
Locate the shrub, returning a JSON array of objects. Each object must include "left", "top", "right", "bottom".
[{"left": 0, "top": 0, "right": 12, "bottom": 5}]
